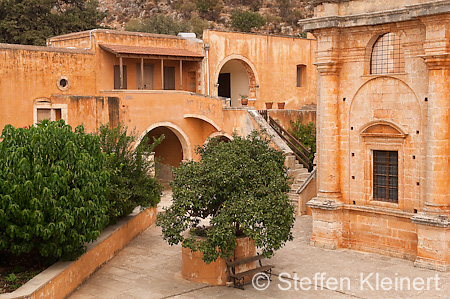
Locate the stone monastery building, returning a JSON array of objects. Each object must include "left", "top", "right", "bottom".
[
  {"left": 0, "top": 29, "right": 316, "bottom": 180},
  {"left": 3, "top": 0, "right": 450, "bottom": 272},
  {"left": 301, "top": 0, "right": 450, "bottom": 271}
]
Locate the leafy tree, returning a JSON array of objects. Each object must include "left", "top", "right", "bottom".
[
  {"left": 189, "top": 14, "right": 210, "bottom": 38},
  {"left": 230, "top": 9, "right": 265, "bottom": 32},
  {"left": 289, "top": 121, "right": 316, "bottom": 162},
  {"left": 0, "top": 120, "right": 110, "bottom": 262},
  {"left": 0, "top": 0, "right": 106, "bottom": 46},
  {"left": 125, "top": 15, "right": 192, "bottom": 36},
  {"left": 195, "top": 0, "right": 223, "bottom": 21},
  {"left": 157, "top": 131, "right": 295, "bottom": 263},
  {"left": 98, "top": 123, "right": 163, "bottom": 225}
]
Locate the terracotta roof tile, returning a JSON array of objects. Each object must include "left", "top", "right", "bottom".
[{"left": 99, "top": 43, "right": 203, "bottom": 58}]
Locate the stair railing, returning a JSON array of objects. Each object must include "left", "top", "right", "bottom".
[{"left": 266, "top": 115, "right": 312, "bottom": 171}]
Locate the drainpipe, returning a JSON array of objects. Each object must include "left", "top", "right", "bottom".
[
  {"left": 204, "top": 43, "right": 210, "bottom": 96},
  {"left": 85, "top": 29, "right": 98, "bottom": 50}
]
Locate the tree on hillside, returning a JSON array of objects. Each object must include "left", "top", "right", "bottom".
[
  {"left": 125, "top": 15, "right": 192, "bottom": 36},
  {"left": 230, "top": 9, "right": 265, "bottom": 32},
  {"left": 0, "top": 0, "right": 106, "bottom": 46}
]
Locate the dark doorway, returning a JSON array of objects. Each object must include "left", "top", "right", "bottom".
[
  {"left": 218, "top": 73, "right": 231, "bottom": 98},
  {"left": 164, "top": 66, "right": 175, "bottom": 90}
]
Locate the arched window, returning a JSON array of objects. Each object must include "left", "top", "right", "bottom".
[{"left": 370, "top": 33, "right": 405, "bottom": 74}]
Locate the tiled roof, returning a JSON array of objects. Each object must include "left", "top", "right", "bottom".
[{"left": 99, "top": 44, "right": 203, "bottom": 58}]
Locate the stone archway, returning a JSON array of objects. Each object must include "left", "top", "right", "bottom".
[
  {"left": 214, "top": 55, "right": 259, "bottom": 107},
  {"left": 137, "top": 122, "right": 192, "bottom": 181}
]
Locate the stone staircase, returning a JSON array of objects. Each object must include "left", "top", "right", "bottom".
[
  {"left": 288, "top": 159, "right": 310, "bottom": 211},
  {"left": 247, "top": 107, "right": 316, "bottom": 214}
]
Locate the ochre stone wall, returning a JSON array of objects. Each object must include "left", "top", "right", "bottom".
[
  {"left": 0, "top": 45, "right": 96, "bottom": 130},
  {"left": 203, "top": 30, "right": 317, "bottom": 110},
  {"left": 303, "top": 0, "right": 450, "bottom": 271}
]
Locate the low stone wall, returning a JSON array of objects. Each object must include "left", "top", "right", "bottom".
[
  {"left": 0, "top": 206, "right": 157, "bottom": 299},
  {"left": 267, "top": 108, "right": 316, "bottom": 132}
]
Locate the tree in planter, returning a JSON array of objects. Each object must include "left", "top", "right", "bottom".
[
  {"left": 157, "top": 131, "right": 295, "bottom": 263},
  {"left": 0, "top": 120, "right": 110, "bottom": 262},
  {"left": 97, "top": 122, "right": 164, "bottom": 225}
]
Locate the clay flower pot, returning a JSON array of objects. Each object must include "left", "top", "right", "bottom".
[
  {"left": 277, "top": 102, "right": 285, "bottom": 109},
  {"left": 241, "top": 98, "right": 249, "bottom": 106},
  {"left": 265, "top": 102, "right": 273, "bottom": 109}
]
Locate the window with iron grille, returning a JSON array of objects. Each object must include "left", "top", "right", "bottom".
[
  {"left": 370, "top": 33, "right": 405, "bottom": 74},
  {"left": 373, "top": 150, "right": 398, "bottom": 203}
]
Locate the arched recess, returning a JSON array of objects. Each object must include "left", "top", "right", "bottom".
[
  {"left": 137, "top": 122, "right": 192, "bottom": 180},
  {"left": 213, "top": 54, "right": 259, "bottom": 107},
  {"left": 204, "top": 131, "right": 234, "bottom": 145},
  {"left": 184, "top": 114, "right": 222, "bottom": 131},
  {"left": 348, "top": 77, "right": 422, "bottom": 208}
]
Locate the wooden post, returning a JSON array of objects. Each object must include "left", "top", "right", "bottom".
[
  {"left": 161, "top": 59, "right": 164, "bottom": 90},
  {"left": 141, "top": 58, "right": 144, "bottom": 89},
  {"left": 119, "top": 56, "right": 123, "bottom": 89},
  {"left": 179, "top": 60, "right": 183, "bottom": 90}
]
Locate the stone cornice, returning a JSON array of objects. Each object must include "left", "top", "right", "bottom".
[
  {"left": 314, "top": 61, "right": 342, "bottom": 75},
  {"left": 419, "top": 53, "right": 450, "bottom": 69},
  {"left": 300, "top": 0, "right": 450, "bottom": 31},
  {"left": 307, "top": 198, "right": 343, "bottom": 210},
  {"left": 411, "top": 213, "right": 450, "bottom": 228}
]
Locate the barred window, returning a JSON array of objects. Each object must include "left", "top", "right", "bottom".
[
  {"left": 373, "top": 150, "right": 398, "bottom": 203},
  {"left": 370, "top": 33, "right": 405, "bottom": 74}
]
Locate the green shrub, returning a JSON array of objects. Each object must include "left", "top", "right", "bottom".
[
  {"left": 0, "top": 120, "right": 110, "bottom": 261},
  {"left": 98, "top": 123, "right": 163, "bottom": 224},
  {"left": 157, "top": 131, "right": 295, "bottom": 263},
  {"left": 230, "top": 9, "right": 265, "bottom": 32},
  {"left": 289, "top": 121, "right": 316, "bottom": 162},
  {"left": 195, "top": 0, "right": 223, "bottom": 21}
]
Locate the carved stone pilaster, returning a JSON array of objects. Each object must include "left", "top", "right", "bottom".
[{"left": 420, "top": 54, "right": 450, "bottom": 70}]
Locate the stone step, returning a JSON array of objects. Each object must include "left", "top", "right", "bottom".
[
  {"left": 292, "top": 163, "right": 306, "bottom": 170},
  {"left": 289, "top": 198, "right": 298, "bottom": 208},
  {"left": 291, "top": 183, "right": 303, "bottom": 190},
  {"left": 288, "top": 168, "right": 308, "bottom": 178},
  {"left": 288, "top": 193, "right": 298, "bottom": 200},
  {"left": 295, "top": 173, "right": 310, "bottom": 181}
]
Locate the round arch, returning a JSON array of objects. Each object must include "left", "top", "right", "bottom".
[
  {"left": 213, "top": 54, "right": 260, "bottom": 104},
  {"left": 136, "top": 122, "right": 192, "bottom": 161},
  {"left": 204, "top": 131, "right": 234, "bottom": 145},
  {"left": 184, "top": 114, "right": 222, "bottom": 131}
]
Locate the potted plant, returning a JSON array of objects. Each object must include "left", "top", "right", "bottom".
[
  {"left": 240, "top": 94, "right": 249, "bottom": 106},
  {"left": 277, "top": 102, "right": 286, "bottom": 109},
  {"left": 265, "top": 101, "right": 273, "bottom": 109},
  {"left": 157, "top": 131, "right": 295, "bottom": 285}
]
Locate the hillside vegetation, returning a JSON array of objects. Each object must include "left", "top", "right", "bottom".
[{"left": 99, "top": 0, "right": 314, "bottom": 37}]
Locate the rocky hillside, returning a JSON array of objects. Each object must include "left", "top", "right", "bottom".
[{"left": 98, "top": 0, "right": 314, "bottom": 37}]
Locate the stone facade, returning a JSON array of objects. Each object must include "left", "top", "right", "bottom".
[
  {"left": 0, "top": 29, "right": 316, "bottom": 179},
  {"left": 300, "top": 0, "right": 450, "bottom": 270}
]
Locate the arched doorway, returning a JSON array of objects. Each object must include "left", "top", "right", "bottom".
[
  {"left": 216, "top": 57, "right": 258, "bottom": 107},
  {"left": 145, "top": 127, "right": 184, "bottom": 181}
]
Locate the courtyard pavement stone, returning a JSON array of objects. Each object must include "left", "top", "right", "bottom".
[{"left": 68, "top": 191, "right": 450, "bottom": 298}]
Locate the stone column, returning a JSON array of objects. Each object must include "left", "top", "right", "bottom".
[
  {"left": 412, "top": 17, "right": 450, "bottom": 271},
  {"left": 307, "top": 60, "right": 343, "bottom": 250}
]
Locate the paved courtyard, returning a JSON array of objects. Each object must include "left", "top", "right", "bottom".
[{"left": 68, "top": 191, "right": 450, "bottom": 298}]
